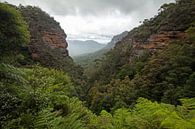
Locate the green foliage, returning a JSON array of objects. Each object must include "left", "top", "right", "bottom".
[
  {"left": 132, "top": 42, "right": 195, "bottom": 104},
  {"left": 34, "top": 108, "right": 88, "bottom": 129},
  {"left": 89, "top": 98, "right": 195, "bottom": 129},
  {"left": 89, "top": 110, "right": 113, "bottom": 129},
  {"left": 184, "top": 72, "right": 195, "bottom": 97},
  {"left": 0, "top": 2, "right": 30, "bottom": 65},
  {"left": 33, "top": 95, "right": 93, "bottom": 129},
  {"left": 88, "top": 39, "right": 195, "bottom": 113},
  {"left": 0, "top": 63, "right": 29, "bottom": 128},
  {"left": 0, "top": 64, "right": 82, "bottom": 128},
  {"left": 24, "top": 66, "right": 76, "bottom": 97},
  {"left": 88, "top": 78, "right": 136, "bottom": 113},
  {"left": 84, "top": 0, "right": 195, "bottom": 113},
  {"left": 1, "top": 1, "right": 195, "bottom": 128},
  {"left": 85, "top": 0, "right": 195, "bottom": 81},
  {"left": 116, "top": 52, "right": 149, "bottom": 80},
  {"left": 1, "top": 62, "right": 195, "bottom": 129},
  {"left": 19, "top": 5, "right": 87, "bottom": 100},
  {"left": 87, "top": 42, "right": 133, "bottom": 85},
  {"left": 0, "top": 63, "right": 27, "bottom": 83},
  {"left": 186, "top": 22, "right": 195, "bottom": 42},
  {"left": 160, "top": 98, "right": 195, "bottom": 129}
]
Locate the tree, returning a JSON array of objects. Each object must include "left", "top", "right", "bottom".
[
  {"left": 0, "top": 3, "right": 30, "bottom": 64},
  {"left": 186, "top": 22, "right": 195, "bottom": 42}
]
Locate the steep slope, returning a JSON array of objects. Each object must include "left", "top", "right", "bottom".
[
  {"left": 19, "top": 6, "right": 74, "bottom": 70},
  {"left": 19, "top": 6, "right": 86, "bottom": 96},
  {"left": 104, "top": 31, "right": 128, "bottom": 50},
  {"left": 85, "top": 0, "right": 195, "bottom": 113},
  {"left": 68, "top": 40, "right": 105, "bottom": 57},
  {"left": 88, "top": 0, "right": 195, "bottom": 83}
]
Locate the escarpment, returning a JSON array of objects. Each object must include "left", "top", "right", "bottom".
[
  {"left": 129, "top": 31, "right": 188, "bottom": 61},
  {"left": 88, "top": 0, "right": 195, "bottom": 85},
  {"left": 114, "top": 0, "right": 195, "bottom": 63},
  {"left": 19, "top": 6, "right": 72, "bottom": 68}
]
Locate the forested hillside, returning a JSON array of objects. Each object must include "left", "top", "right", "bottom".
[
  {"left": 0, "top": 0, "right": 195, "bottom": 129},
  {"left": 84, "top": 0, "right": 195, "bottom": 113}
]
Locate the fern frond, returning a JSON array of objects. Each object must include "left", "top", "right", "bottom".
[
  {"left": 0, "top": 63, "right": 28, "bottom": 84},
  {"left": 34, "top": 108, "right": 56, "bottom": 129},
  {"left": 34, "top": 108, "right": 88, "bottom": 129},
  {"left": 60, "top": 113, "right": 87, "bottom": 129}
]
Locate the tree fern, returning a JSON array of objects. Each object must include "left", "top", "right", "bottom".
[
  {"left": 159, "top": 98, "right": 195, "bottom": 129},
  {"left": 59, "top": 113, "right": 88, "bottom": 129},
  {"left": 161, "top": 111, "right": 195, "bottom": 129},
  {"left": 89, "top": 110, "right": 113, "bottom": 129},
  {"left": 34, "top": 108, "right": 57, "bottom": 129},
  {"left": 34, "top": 108, "right": 88, "bottom": 129},
  {"left": 113, "top": 108, "right": 132, "bottom": 129}
]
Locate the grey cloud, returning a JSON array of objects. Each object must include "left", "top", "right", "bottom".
[
  {"left": 31, "top": 0, "right": 174, "bottom": 16},
  {"left": 2, "top": 0, "right": 175, "bottom": 43},
  {"left": 3, "top": 0, "right": 175, "bottom": 16}
]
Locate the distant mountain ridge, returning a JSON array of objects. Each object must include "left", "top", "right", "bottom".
[
  {"left": 104, "top": 31, "right": 128, "bottom": 50},
  {"left": 73, "top": 31, "right": 129, "bottom": 66},
  {"left": 68, "top": 40, "right": 106, "bottom": 57}
]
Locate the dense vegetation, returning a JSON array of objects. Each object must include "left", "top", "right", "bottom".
[
  {"left": 18, "top": 5, "right": 87, "bottom": 99},
  {"left": 0, "top": 0, "right": 195, "bottom": 129},
  {"left": 0, "top": 2, "right": 30, "bottom": 65},
  {"left": 84, "top": 0, "right": 195, "bottom": 113}
]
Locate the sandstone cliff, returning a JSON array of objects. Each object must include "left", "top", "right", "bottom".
[
  {"left": 19, "top": 6, "right": 72, "bottom": 68},
  {"left": 114, "top": 0, "right": 195, "bottom": 64},
  {"left": 127, "top": 31, "right": 188, "bottom": 63}
]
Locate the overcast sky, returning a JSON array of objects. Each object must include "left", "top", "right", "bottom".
[{"left": 2, "top": 0, "right": 174, "bottom": 43}]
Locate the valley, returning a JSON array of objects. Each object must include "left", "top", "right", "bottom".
[{"left": 0, "top": 0, "right": 195, "bottom": 128}]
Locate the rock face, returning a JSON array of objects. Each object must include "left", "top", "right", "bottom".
[
  {"left": 30, "top": 30, "right": 69, "bottom": 60},
  {"left": 42, "top": 31, "right": 68, "bottom": 56},
  {"left": 144, "top": 31, "right": 187, "bottom": 50},
  {"left": 126, "top": 31, "right": 188, "bottom": 63},
  {"left": 148, "top": 31, "right": 186, "bottom": 43},
  {"left": 113, "top": 0, "right": 195, "bottom": 64},
  {"left": 19, "top": 6, "right": 71, "bottom": 66},
  {"left": 42, "top": 31, "right": 68, "bottom": 49}
]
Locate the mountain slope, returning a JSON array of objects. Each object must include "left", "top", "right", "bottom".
[
  {"left": 68, "top": 40, "right": 105, "bottom": 57},
  {"left": 19, "top": 6, "right": 70, "bottom": 66},
  {"left": 87, "top": 0, "right": 195, "bottom": 84},
  {"left": 85, "top": 0, "right": 195, "bottom": 113},
  {"left": 104, "top": 31, "right": 128, "bottom": 50},
  {"left": 18, "top": 6, "right": 86, "bottom": 97}
]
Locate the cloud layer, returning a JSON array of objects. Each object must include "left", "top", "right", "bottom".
[
  {"left": 3, "top": 0, "right": 174, "bottom": 16},
  {"left": 2, "top": 0, "right": 175, "bottom": 43}
]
